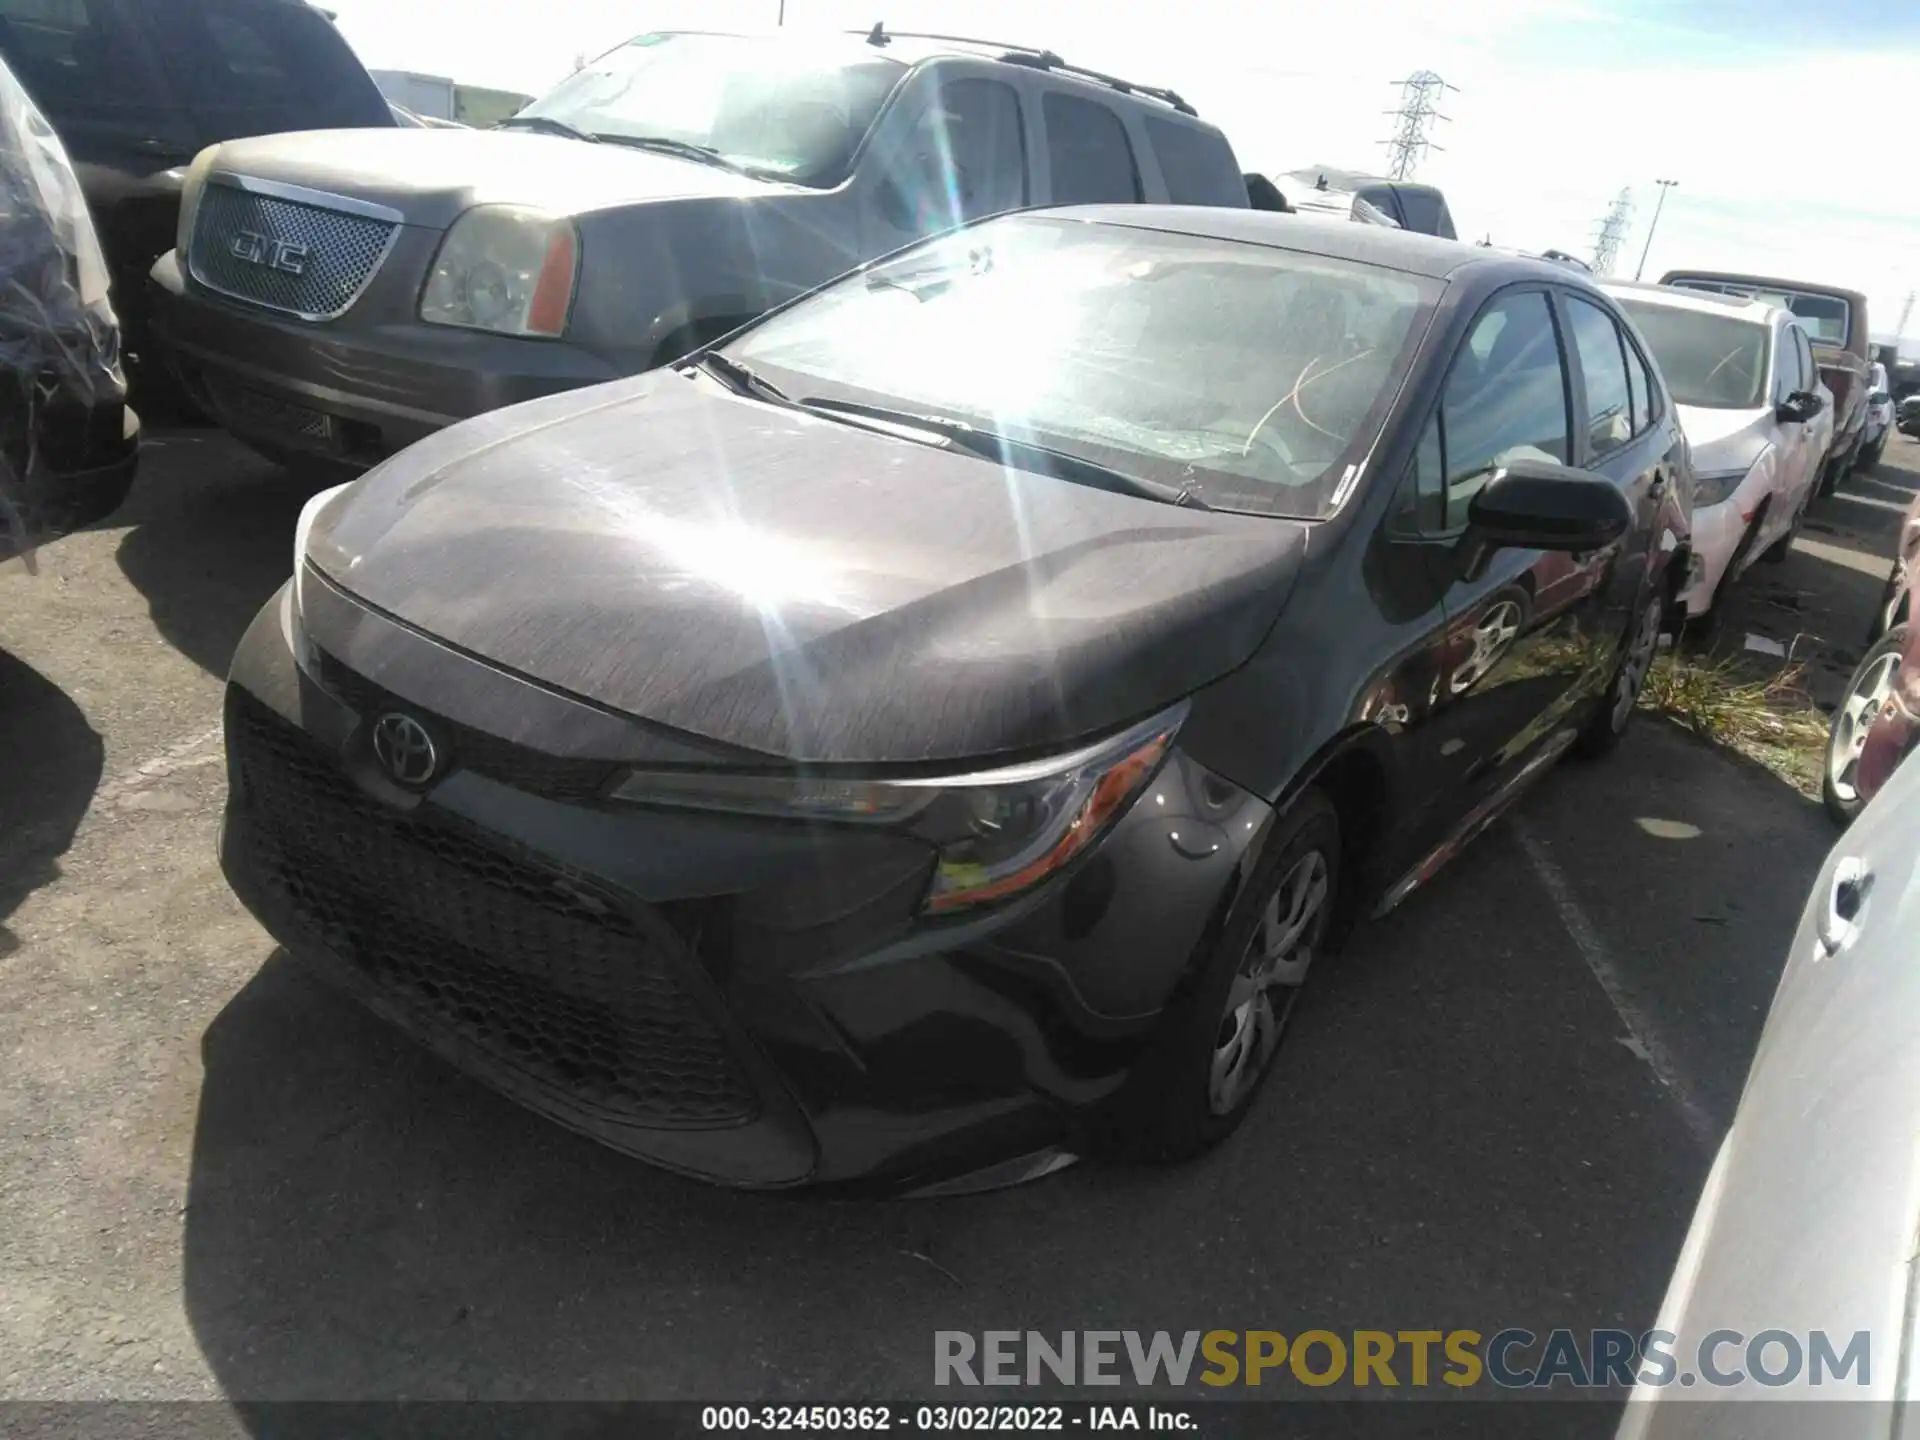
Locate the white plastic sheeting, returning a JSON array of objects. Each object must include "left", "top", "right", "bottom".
[{"left": 0, "top": 50, "right": 124, "bottom": 568}]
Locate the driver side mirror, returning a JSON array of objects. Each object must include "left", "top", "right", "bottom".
[
  {"left": 1456, "top": 458, "right": 1633, "bottom": 580},
  {"left": 1776, "top": 390, "right": 1824, "bottom": 424}
]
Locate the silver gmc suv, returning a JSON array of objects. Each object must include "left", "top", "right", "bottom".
[{"left": 148, "top": 26, "right": 1248, "bottom": 473}]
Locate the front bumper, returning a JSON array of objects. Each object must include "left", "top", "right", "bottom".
[
  {"left": 218, "top": 579, "right": 1268, "bottom": 1191},
  {"left": 1677, "top": 482, "right": 1767, "bottom": 617},
  {"left": 148, "top": 250, "right": 619, "bottom": 471}
]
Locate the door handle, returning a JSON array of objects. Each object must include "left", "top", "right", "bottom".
[{"left": 1814, "top": 856, "right": 1872, "bottom": 959}]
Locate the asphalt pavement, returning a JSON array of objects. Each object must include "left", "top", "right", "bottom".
[{"left": 0, "top": 426, "right": 1909, "bottom": 1419}]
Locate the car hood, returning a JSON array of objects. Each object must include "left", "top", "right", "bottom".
[
  {"left": 1675, "top": 405, "right": 1772, "bottom": 473},
  {"left": 304, "top": 374, "right": 1310, "bottom": 765},
  {"left": 207, "top": 128, "right": 776, "bottom": 231}
]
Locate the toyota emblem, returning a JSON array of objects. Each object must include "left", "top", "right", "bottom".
[{"left": 370, "top": 712, "right": 441, "bottom": 787}]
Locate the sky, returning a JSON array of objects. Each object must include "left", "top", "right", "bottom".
[{"left": 324, "top": 0, "right": 1920, "bottom": 351}]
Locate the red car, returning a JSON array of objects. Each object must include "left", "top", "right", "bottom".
[{"left": 1826, "top": 490, "right": 1920, "bottom": 822}]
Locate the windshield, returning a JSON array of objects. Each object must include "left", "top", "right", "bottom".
[
  {"left": 1617, "top": 299, "right": 1769, "bottom": 411},
  {"left": 727, "top": 216, "right": 1440, "bottom": 519},
  {"left": 518, "top": 32, "right": 904, "bottom": 185}
]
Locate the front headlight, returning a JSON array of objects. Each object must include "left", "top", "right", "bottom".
[
  {"left": 610, "top": 706, "right": 1186, "bottom": 914},
  {"left": 174, "top": 145, "right": 221, "bottom": 261},
  {"left": 1691, "top": 466, "right": 1753, "bottom": 509},
  {"left": 290, "top": 480, "right": 353, "bottom": 635},
  {"left": 419, "top": 206, "right": 578, "bottom": 338}
]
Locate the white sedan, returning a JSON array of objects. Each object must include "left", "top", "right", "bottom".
[{"left": 1604, "top": 283, "right": 1833, "bottom": 619}]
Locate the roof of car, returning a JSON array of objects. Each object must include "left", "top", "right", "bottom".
[
  {"left": 1658, "top": 269, "right": 1869, "bottom": 309},
  {"left": 1601, "top": 279, "right": 1780, "bottom": 325},
  {"left": 1032, "top": 205, "right": 1561, "bottom": 281}
]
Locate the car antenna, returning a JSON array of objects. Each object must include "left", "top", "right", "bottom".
[{"left": 866, "top": 21, "right": 889, "bottom": 46}]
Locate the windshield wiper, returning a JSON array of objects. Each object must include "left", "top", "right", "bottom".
[
  {"left": 592, "top": 133, "right": 762, "bottom": 177},
  {"left": 797, "top": 399, "right": 1210, "bottom": 510},
  {"left": 496, "top": 114, "right": 599, "bottom": 143},
  {"left": 691, "top": 352, "right": 795, "bottom": 406}
]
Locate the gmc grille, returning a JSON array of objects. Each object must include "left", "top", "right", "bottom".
[{"left": 188, "top": 181, "right": 397, "bottom": 320}]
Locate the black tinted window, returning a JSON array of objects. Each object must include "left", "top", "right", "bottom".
[
  {"left": 1396, "top": 186, "right": 1454, "bottom": 238},
  {"left": 882, "top": 78, "right": 1026, "bottom": 236},
  {"left": 0, "top": 0, "right": 166, "bottom": 119},
  {"left": 1439, "top": 290, "right": 1570, "bottom": 527},
  {"left": 1629, "top": 337, "right": 1657, "bottom": 431},
  {"left": 1042, "top": 92, "right": 1141, "bottom": 204},
  {"left": 1143, "top": 114, "right": 1243, "bottom": 206},
  {"left": 145, "top": 0, "right": 390, "bottom": 131},
  {"left": 1565, "top": 295, "right": 1634, "bottom": 457}
]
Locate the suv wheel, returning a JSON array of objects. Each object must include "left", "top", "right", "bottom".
[{"left": 1109, "top": 789, "right": 1341, "bottom": 1162}]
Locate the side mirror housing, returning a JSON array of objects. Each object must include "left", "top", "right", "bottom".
[
  {"left": 1457, "top": 459, "right": 1633, "bottom": 579},
  {"left": 1776, "top": 390, "right": 1824, "bottom": 424}
]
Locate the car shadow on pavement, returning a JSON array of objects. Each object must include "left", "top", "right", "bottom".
[
  {"left": 0, "top": 647, "right": 104, "bottom": 958},
  {"left": 114, "top": 431, "right": 326, "bottom": 680},
  {"left": 178, "top": 726, "right": 1833, "bottom": 1425}
]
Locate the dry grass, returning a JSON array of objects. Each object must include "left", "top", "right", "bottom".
[{"left": 1638, "top": 639, "right": 1831, "bottom": 795}]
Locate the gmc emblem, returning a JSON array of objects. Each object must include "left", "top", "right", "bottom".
[{"left": 229, "top": 229, "right": 310, "bottom": 275}]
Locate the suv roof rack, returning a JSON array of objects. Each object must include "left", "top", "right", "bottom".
[{"left": 850, "top": 23, "right": 1198, "bottom": 116}]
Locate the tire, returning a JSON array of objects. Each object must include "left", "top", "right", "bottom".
[
  {"left": 1107, "top": 788, "right": 1342, "bottom": 1163},
  {"left": 1823, "top": 624, "right": 1906, "bottom": 826},
  {"left": 1859, "top": 434, "right": 1887, "bottom": 472},
  {"left": 1574, "top": 586, "right": 1664, "bottom": 758}
]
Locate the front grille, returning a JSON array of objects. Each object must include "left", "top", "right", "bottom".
[
  {"left": 311, "top": 648, "right": 620, "bottom": 803},
  {"left": 207, "top": 377, "right": 332, "bottom": 443},
  {"left": 228, "top": 688, "right": 758, "bottom": 1129},
  {"left": 189, "top": 181, "right": 396, "bottom": 319}
]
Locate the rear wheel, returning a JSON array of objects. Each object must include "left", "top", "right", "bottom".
[
  {"left": 1824, "top": 625, "right": 1906, "bottom": 826},
  {"left": 1109, "top": 789, "right": 1341, "bottom": 1163},
  {"left": 1575, "top": 588, "right": 1663, "bottom": 758}
]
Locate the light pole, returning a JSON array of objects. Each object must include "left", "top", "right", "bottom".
[
  {"left": 1634, "top": 179, "right": 1677, "bottom": 281},
  {"left": 777, "top": 0, "right": 785, "bottom": 22}
]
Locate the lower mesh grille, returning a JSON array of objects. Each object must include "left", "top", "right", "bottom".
[{"left": 228, "top": 688, "right": 758, "bottom": 1129}]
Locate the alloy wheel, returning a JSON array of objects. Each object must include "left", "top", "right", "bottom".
[
  {"left": 1828, "top": 650, "right": 1901, "bottom": 805},
  {"left": 1610, "top": 596, "right": 1662, "bottom": 731},
  {"left": 1208, "top": 849, "right": 1331, "bottom": 1116}
]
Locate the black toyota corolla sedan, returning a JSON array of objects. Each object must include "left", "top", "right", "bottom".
[{"left": 221, "top": 207, "right": 1692, "bottom": 1194}]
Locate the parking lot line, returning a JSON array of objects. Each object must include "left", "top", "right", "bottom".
[{"left": 1511, "top": 817, "right": 1718, "bottom": 1151}]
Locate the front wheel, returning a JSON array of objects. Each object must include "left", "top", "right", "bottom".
[
  {"left": 1575, "top": 588, "right": 1664, "bottom": 758},
  {"left": 1859, "top": 433, "right": 1887, "bottom": 472},
  {"left": 1824, "top": 625, "right": 1906, "bottom": 826},
  {"left": 1107, "top": 789, "right": 1342, "bottom": 1163}
]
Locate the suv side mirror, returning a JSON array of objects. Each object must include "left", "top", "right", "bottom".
[
  {"left": 1457, "top": 459, "right": 1632, "bottom": 579},
  {"left": 1776, "top": 390, "right": 1824, "bottom": 424}
]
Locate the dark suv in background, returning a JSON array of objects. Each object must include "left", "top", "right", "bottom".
[
  {"left": 147, "top": 27, "right": 1249, "bottom": 475},
  {"left": 0, "top": 0, "right": 392, "bottom": 406}
]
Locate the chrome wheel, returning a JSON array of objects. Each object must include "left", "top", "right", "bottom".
[
  {"left": 1611, "top": 596, "right": 1662, "bottom": 731},
  {"left": 1828, "top": 650, "right": 1900, "bottom": 805},
  {"left": 1208, "top": 849, "right": 1330, "bottom": 1116}
]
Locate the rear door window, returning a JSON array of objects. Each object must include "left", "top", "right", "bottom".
[
  {"left": 1564, "top": 295, "right": 1635, "bottom": 458},
  {"left": 1142, "top": 113, "right": 1243, "bottom": 206},
  {"left": 0, "top": 0, "right": 171, "bottom": 125},
  {"left": 142, "top": 0, "right": 390, "bottom": 140},
  {"left": 1042, "top": 91, "right": 1141, "bottom": 205}
]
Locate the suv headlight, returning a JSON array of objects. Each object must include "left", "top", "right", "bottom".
[
  {"left": 419, "top": 206, "right": 578, "bottom": 338},
  {"left": 174, "top": 146, "right": 221, "bottom": 260},
  {"left": 610, "top": 705, "right": 1186, "bottom": 914}
]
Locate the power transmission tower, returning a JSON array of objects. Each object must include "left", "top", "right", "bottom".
[
  {"left": 1591, "top": 188, "right": 1634, "bottom": 277},
  {"left": 1381, "top": 72, "right": 1456, "bottom": 181},
  {"left": 1896, "top": 290, "right": 1916, "bottom": 341}
]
